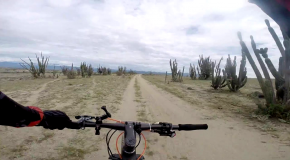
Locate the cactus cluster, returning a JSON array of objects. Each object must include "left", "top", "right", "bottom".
[
  {"left": 197, "top": 55, "right": 212, "bottom": 80},
  {"left": 20, "top": 53, "right": 49, "bottom": 78},
  {"left": 211, "top": 57, "right": 227, "bottom": 89},
  {"left": 189, "top": 63, "right": 197, "bottom": 80},
  {"left": 80, "top": 62, "right": 88, "bottom": 77},
  {"left": 169, "top": 59, "right": 184, "bottom": 82},
  {"left": 225, "top": 54, "right": 247, "bottom": 92},
  {"left": 80, "top": 62, "right": 93, "bottom": 77},
  {"left": 237, "top": 19, "right": 290, "bottom": 107},
  {"left": 98, "top": 65, "right": 111, "bottom": 75},
  {"left": 116, "top": 66, "right": 126, "bottom": 76}
]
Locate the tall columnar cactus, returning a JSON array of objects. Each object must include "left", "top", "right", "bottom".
[
  {"left": 80, "top": 62, "right": 88, "bottom": 77},
  {"left": 52, "top": 65, "right": 57, "bottom": 78},
  {"left": 225, "top": 53, "right": 247, "bottom": 92},
  {"left": 108, "top": 68, "right": 112, "bottom": 75},
  {"left": 189, "top": 63, "right": 197, "bottom": 80},
  {"left": 211, "top": 57, "right": 227, "bottom": 89},
  {"left": 250, "top": 35, "right": 276, "bottom": 103},
  {"left": 165, "top": 71, "right": 168, "bottom": 83},
  {"left": 20, "top": 53, "right": 49, "bottom": 78},
  {"left": 237, "top": 19, "right": 290, "bottom": 106},
  {"left": 169, "top": 59, "right": 184, "bottom": 82},
  {"left": 197, "top": 55, "right": 212, "bottom": 80},
  {"left": 77, "top": 68, "right": 81, "bottom": 76},
  {"left": 88, "top": 64, "right": 93, "bottom": 77}
]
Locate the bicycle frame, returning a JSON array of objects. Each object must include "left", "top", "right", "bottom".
[{"left": 109, "top": 121, "right": 145, "bottom": 160}]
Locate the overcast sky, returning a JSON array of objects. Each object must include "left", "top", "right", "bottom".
[{"left": 0, "top": 0, "right": 284, "bottom": 77}]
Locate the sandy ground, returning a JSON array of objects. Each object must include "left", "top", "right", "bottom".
[{"left": 1, "top": 74, "right": 290, "bottom": 160}]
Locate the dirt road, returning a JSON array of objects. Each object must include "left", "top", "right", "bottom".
[
  {"left": 107, "top": 75, "right": 290, "bottom": 160},
  {"left": 1, "top": 74, "right": 289, "bottom": 160}
]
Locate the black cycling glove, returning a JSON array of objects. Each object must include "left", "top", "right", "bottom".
[{"left": 39, "top": 110, "right": 72, "bottom": 130}]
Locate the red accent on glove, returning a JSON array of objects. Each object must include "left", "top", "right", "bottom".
[{"left": 27, "top": 106, "right": 44, "bottom": 127}]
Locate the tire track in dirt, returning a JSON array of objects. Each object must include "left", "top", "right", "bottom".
[
  {"left": 26, "top": 79, "right": 59, "bottom": 105},
  {"left": 86, "top": 76, "right": 139, "bottom": 159},
  {"left": 137, "top": 75, "right": 290, "bottom": 160}
]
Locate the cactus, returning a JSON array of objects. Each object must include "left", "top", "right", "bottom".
[
  {"left": 165, "top": 71, "right": 168, "bottom": 83},
  {"left": 117, "top": 66, "right": 126, "bottom": 76},
  {"left": 20, "top": 53, "right": 49, "bottom": 78},
  {"left": 237, "top": 19, "right": 290, "bottom": 106},
  {"left": 169, "top": 59, "right": 184, "bottom": 82},
  {"left": 77, "top": 68, "right": 81, "bottom": 76},
  {"left": 80, "top": 62, "right": 88, "bottom": 77},
  {"left": 211, "top": 57, "right": 227, "bottom": 89},
  {"left": 52, "top": 65, "right": 57, "bottom": 78},
  {"left": 189, "top": 64, "right": 197, "bottom": 80},
  {"left": 100, "top": 67, "right": 110, "bottom": 75},
  {"left": 225, "top": 53, "right": 247, "bottom": 92},
  {"left": 60, "top": 66, "right": 68, "bottom": 75},
  {"left": 250, "top": 35, "right": 276, "bottom": 103},
  {"left": 108, "top": 68, "right": 112, "bottom": 75},
  {"left": 197, "top": 55, "right": 212, "bottom": 80},
  {"left": 67, "top": 63, "right": 76, "bottom": 79},
  {"left": 88, "top": 64, "right": 93, "bottom": 77}
]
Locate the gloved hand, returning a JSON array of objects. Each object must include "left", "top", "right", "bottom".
[{"left": 39, "top": 110, "right": 72, "bottom": 130}]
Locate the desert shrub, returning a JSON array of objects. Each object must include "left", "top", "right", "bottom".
[
  {"left": 67, "top": 64, "right": 76, "bottom": 79},
  {"left": 128, "top": 69, "right": 136, "bottom": 75},
  {"left": 61, "top": 66, "right": 68, "bottom": 75},
  {"left": 257, "top": 103, "right": 290, "bottom": 120}
]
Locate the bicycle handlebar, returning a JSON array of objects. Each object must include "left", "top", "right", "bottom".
[
  {"left": 66, "top": 121, "right": 208, "bottom": 131},
  {"left": 178, "top": 124, "right": 208, "bottom": 130}
]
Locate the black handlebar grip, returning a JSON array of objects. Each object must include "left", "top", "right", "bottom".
[
  {"left": 178, "top": 124, "right": 208, "bottom": 131},
  {"left": 66, "top": 122, "right": 81, "bottom": 129}
]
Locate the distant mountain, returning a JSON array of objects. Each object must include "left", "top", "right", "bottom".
[{"left": 0, "top": 61, "right": 187, "bottom": 75}]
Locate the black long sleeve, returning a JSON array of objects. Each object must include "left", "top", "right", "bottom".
[{"left": 0, "top": 91, "right": 42, "bottom": 127}]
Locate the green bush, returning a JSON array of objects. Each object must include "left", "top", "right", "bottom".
[{"left": 257, "top": 103, "right": 290, "bottom": 120}]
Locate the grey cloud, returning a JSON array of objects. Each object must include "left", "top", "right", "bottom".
[{"left": 0, "top": 0, "right": 286, "bottom": 77}]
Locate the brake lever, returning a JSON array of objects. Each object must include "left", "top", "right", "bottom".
[
  {"left": 151, "top": 122, "right": 176, "bottom": 138},
  {"left": 75, "top": 115, "right": 96, "bottom": 130}
]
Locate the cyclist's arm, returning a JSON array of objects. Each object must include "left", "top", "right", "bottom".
[{"left": 0, "top": 91, "right": 43, "bottom": 127}]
